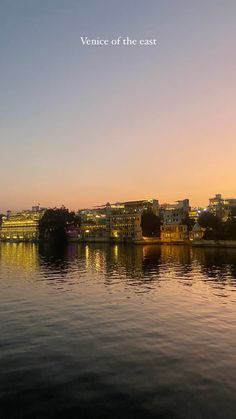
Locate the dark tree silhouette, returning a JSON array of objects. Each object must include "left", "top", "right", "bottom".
[
  {"left": 181, "top": 216, "right": 195, "bottom": 232},
  {"left": 224, "top": 217, "right": 236, "bottom": 240},
  {"left": 198, "top": 212, "right": 221, "bottom": 229},
  {"left": 39, "top": 207, "right": 80, "bottom": 243},
  {"left": 141, "top": 211, "right": 161, "bottom": 237},
  {"left": 229, "top": 207, "right": 236, "bottom": 217},
  {"left": 198, "top": 212, "right": 223, "bottom": 240}
]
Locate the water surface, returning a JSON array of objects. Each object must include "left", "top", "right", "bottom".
[{"left": 0, "top": 243, "right": 236, "bottom": 418}]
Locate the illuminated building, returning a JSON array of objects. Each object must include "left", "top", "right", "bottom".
[
  {"left": 78, "top": 211, "right": 142, "bottom": 242},
  {"left": 208, "top": 194, "right": 236, "bottom": 220},
  {"left": 108, "top": 212, "right": 142, "bottom": 241},
  {"left": 160, "top": 224, "right": 188, "bottom": 242},
  {"left": 77, "top": 207, "right": 109, "bottom": 241},
  {"left": 208, "top": 194, "right": 224, "bottom": 218},
  {"left": 0, "top": 206, "right": 45, "bottom": 241},
  {"left": 114, "top": 199, "right": 159, "bottom": 216},
  {"left": 160, "top": 199, "right": 189, "bottom": 225},
  {"left": 189, "top": 222, "right": 205, "bottom": 241},
  {"left": 78, "top": 200, "right": 147, "bottom": 242},
  {"left": 78, "top": 223, "right": 109, "bottom": 242},
  {"left": 189, "top": 207, "right": 203, "bottom": 222},
  {"left": 94, "top": 199, "right": 159, "bottom": 216}
]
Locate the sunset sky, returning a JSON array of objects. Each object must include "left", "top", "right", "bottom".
[{"left": 0, "top": 0, "right": 235, "bottom": 212}]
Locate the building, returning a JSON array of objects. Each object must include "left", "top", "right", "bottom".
[
  {"left": 208, "top": 194, "right": 224, "bottom": 218},
  {"left": 77, "top": 206, "right": 109, "bottom": 241},
  {"left": 160, "top": 224, "right": 188, "bottom": 242},
  {"left": 108, "top": 211, "right": 142, "bottom": 241},
  {"left": 160, "top": 199, "right": 189, "bottom": 225},
  {"left": 0, "top": 206, "right": 45, "bottom": 241},
  {"left": 77, "top": 200, "right": 148, "bottom": 242},
  {"left": 77, "top": 223, "right": 109, "bottom": 242},
  {"left": 208, "top": 194, "right": 236, "bottom": 220},
  {"left": 94, "top": 199, "right": 159, "bottom": 216},
  {"left": 189, "top": 222, "right": 205, "bottom": 241},
  {"left": 189, "top": 207, "right": 204, "bottom": 222},
  {"left": 116, "top": 199, "right": 159, "bottom": 216}
]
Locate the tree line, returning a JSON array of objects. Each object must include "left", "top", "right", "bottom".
[
  {"left": 198, "top": 211, "right": 236, "bottom": 240},
  {"left": 39, "top": 207, "right": 81, "bottom": 243}
]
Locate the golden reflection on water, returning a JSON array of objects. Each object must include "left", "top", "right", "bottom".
[
  {"left": 1, "top": 245, "right": 236, "bottom": 419},
  {"left": 160, "top": 244, "right": 191, "bottom": 264},
  {"left": 82, "top": 244, "right": 106, "bottom": 273},
  {"left": 0, "top": 242, "right": 236, "bottom": 287},
  {"left": 0, "top": 242, "right": 38, "bottom": 272}
]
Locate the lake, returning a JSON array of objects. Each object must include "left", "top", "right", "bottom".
[{"left": 0, "top": 242, "right": 236, "bottom": 419}]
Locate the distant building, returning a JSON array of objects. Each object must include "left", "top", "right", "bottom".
[
  {"left": 208, "top": 194, "right": 236, "bottom": 220},
  {"left": 94, "top": 199, "right": 159, "bottom": 216},
  {"left": 189, "top": 222, "right": 205, "bottom": 241},
  {"left": 0, "top": 207, "right": 45, "bottom": 241},
  {"left": 108, "top": 212, "right": 142, "bottom": 241},
  {"left": 160, "top": 224, "right": 188, "bottom": 241},
  {"left": 160, "top": 199, "right": 189, "bottom": 225},
  {"left": 77, "top": 206, "right": 109, "bottom": 241},
  {"left": 78, "top": 224, "right": 109, "bottom": 242},
  {"left": 116, "top": 199, "right": 159, "bottom": 216},
  {"left": 77, "top": 199, "right": 152, "bottom": 242},
  {"left": 189, "top": 207, "right": 204, "bottom": 222}
]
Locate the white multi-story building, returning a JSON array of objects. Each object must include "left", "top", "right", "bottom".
[{"left": 160, "top": 199, "right": 189, "bottom": 225}]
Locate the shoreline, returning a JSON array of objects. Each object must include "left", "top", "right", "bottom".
[{"left": 1, "top": 239, "right": 236, "bottom": 248}]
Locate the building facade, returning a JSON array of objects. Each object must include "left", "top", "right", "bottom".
[
  {"left": 0, "top": 207, "right": 45, "bottom": 241},
  {"left": 117, "top": 199, "right": 159, "bottom": 216},
  {"left": 188, "top": 208, "right": 204, "bottom": 222},
  {"left": 208, "top": 194, "right": 236, "bottom": 220},
  {"left": 108, "top": 212, "right": 142, "bottom": 241},
  {"left": 189, "top": 222, "right": 205, "bottom": 241},
  {"left": 160, "top": 199, "right": 189, "bottom": 225},
  {"left": 77, "top": 200, "right": 148, "bottom": 242},
  {"left": 160, "top": 224, "right": 188, "bottom": 242}
]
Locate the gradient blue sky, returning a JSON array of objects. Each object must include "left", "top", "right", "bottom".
[{"left": 1, "top": 0, "right": 235, "bottom": 212}]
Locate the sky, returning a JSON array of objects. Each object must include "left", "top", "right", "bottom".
[{"left": 0, "top": 0, "right": 235, "bottom": 212}]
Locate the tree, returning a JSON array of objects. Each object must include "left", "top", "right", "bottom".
[
  {"left": 198, "top": 212, "right": 221, "bottom": 230},
  {"left": 39, "top": 207, "right": 80, "bottom": 242},
  {"left": 141, "top": 211, "right": 161, "bottom": 237},
  {"left": 229, "top": 207, "right": 236, "bottom": 217},
  {"left": 224, "top": 217, "right": 236, "bottom": 240},
  {"left": 198, "top": 212, "right": 222, "bottom": 240},
  {"left": 181, "top": 215, "right": 195, "bottom": 232}
]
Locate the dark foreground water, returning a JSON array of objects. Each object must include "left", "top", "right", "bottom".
[{"left": 0, "top": 243, "right": 236, "bottom": 419}]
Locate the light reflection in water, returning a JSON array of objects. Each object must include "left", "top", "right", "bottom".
[
  {"left": 0, "top": 242, "right": 38, "bottom": 272},
  {"left": 0, "top": 243, "right": 236, "bottom": 418}
]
